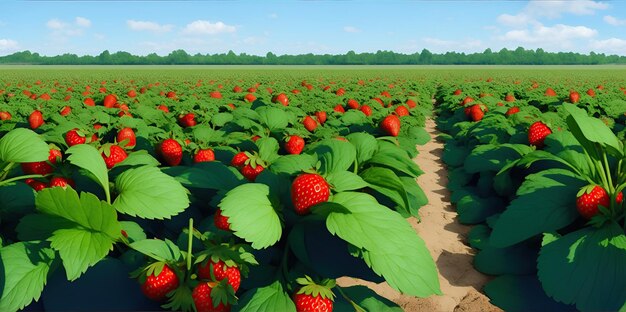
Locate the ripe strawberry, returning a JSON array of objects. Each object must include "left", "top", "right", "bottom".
[
  {"left": 157, "top": 105, "right": 169, "bottom": 113},
  {"left": 293, "top": 276, "right": 335, "bottom": 312},
  {"left": 103, "top": 94, "right": 117, "bottom": 108},
  {"left": 315, "top": 111, "right": 327, "bottom": 124},
  {"left": 166, "top": 91, "right": 177, "bottom": 99},
  {"left": 504, "top": 94, "right": 515, "bottom": 102},
  {"left": 303, "top": 116, "right": 318, "bottom": 132},
  {"left": 60, "top": 106, "right": 71, "bottom": 116},
  {"left": 380, "top": 114, "right": 400, "bottom": 137},
  {"left": 461, "top": 96, "right": 474, "bottom": 106},
  {"left": 21, "top": 148, "right": 61, "bottom": 175},
  {"left": 468, "top": 105, "right": 484, "bottom": 122},
  {"left": 197, "top": 260, "right": 241, "bottom": 292},
  {"left": 395, "top": 105, "right": 409, "bottom": 117},
  {"left": 545, "top": 88, "right": 557, "bottom": 97},
  {"left": 192, "top": 282, "right": 230, "bottom": 312},
  {"left": 233, "top": 85, "right": 243, "bottom": 93},
  {"left": 333, "top": 104, "right": 345, "bottom": 114},
  {"left": 210, "top": 91, "right": 223, "bottom": 99},
  {"left": 285, "top": 135, "right": 305, "bottom": 155},
  {"left": 140, "top": 264, "right": 179, "bottom": 301},
  {"left": 244, "top": 93, "right": 256, "bottom": 103},
  {"left": 49, "top": 176, "right": 75, "bottom": 188},
  {"left": 158, "top": 139, "right": 183, "bottom": 166},
  {"left": 65, "top": 128, "right": 87, "bottom": 146},
  {"left": 359, "top": 105, "right": 372, "bottom": 116},
  {"left": 528, "top": 121, "right": 552, "bottom": 148},
  {"left": 127, "top": 89, "right": 137, "bottom": 98},
  {"left": 241, "top": 164, "right": 264, "bottom": 181},
  {"left": 101, "top": 145, "right": 128, "bottom": 169},
  {"left": 586, "top": 88, "right": 596, "bottom": 97},
  {"left": 569, "top": 91, "right": 580, "bottom": 104},
  {"left": 576, "top": 185, "right": 611, "bottom": 219},
  {"left": 117, "top": 127, "right": 136, "bottom": 148},
  {"left": 179, "top": 113, "right": 197, "bottom": 127},
  {"left": 453, "top": 89, "right": 462, "bottom": 95},
  {"left": 25, "top": 178, "right": 47, "bottom": 191},
  {"left": 83, "top": 98, "right": 95, "bottom": 106},
  {"left": 0, "top": 111, "right": 11, "bottom": 120},
  {"left": 194, "top": 148, "right": 215, "bottom": 163},
  {"left": 347, "top": 99, "right": 359, "bottom": 109},
  {"left": 406, "top": 99, "right": 417, "bottom": 108},
  {"left": 273, "top": 93, "right": 289, "bottom": 106},
  {"left": 29, "top": 110, "right": 44, "bottom": 129},
  {"left": 231, "top": 152, "right": 249, "bottom": 167},
  {"left": 505, "top": 106, "right": 520, "bottom": 116},
  {"left": 291, "top": 173, "right": 330, "bottom": 215},
  {"left": 214, "top": 208, "right": 231, "bottom": 231}
]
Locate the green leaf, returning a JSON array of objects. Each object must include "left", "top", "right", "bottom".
[
  {"left": 360, "top": 167, "right": 410, "bottom": 216},
  {"left": 465, "top": 144, "right": 532, "bottom": 174},
  {"left": 313, "top": 139, "right": 357, "bottom": 175},
  {"left": 369, "top": 142, "right": 423, "bottom": 178},
  {"left": 490, "top": 169, "right": 587, "bottom": 248},
  {"left": 257, "top": 137, "right": 280, "bottom": 163},
  {"left": 0, "top": 128, "right": 49, "bottom": 163},
  {"left": 538, "top": 222, "right": 626, "bottom": 312},
  {"left": 327, "top": 171, "right": 369, "bottom": 192},
  {"left": 218, "top": 183, "right": 281, "bottom": 249},
  {"left": 564, "top": 103, "right": 623, "bottom": 157},
  {"left": 212, "top": 112, "right": 234, "bottom": 127},
  {"left": 164, "top": 163, "right": 241, "bottom": 191},
  {"left": 324, "top": 192, "right": 441, "bottom": 297},
  {"left": 270, "top": 154, "right": 317, "bottom": 175},
  {"left": 0, "top": 242, "right": 55, "bottom": 312},
  {"left": 35, "top": 187, "right": 121, "bottom": 281},
  {"left": 113, "top": 166, "right": 189, "bottom": 220},
  {"left": 346, "top": 132, "right": 378, "bottom": 164},
  {"left": 66, "top": 144, "right": 109, "bottom": 195},
  {"left": 257, "top": 107, "right": 289, "bottom": 131},
  {"left": 335, "top": 286, "right": 402, "bottom": 312},
  {"left": 484, "top": 275, "right": 574, "bottom": 312},
  {"left": 120, "top": 221, "right": 146, "bottom": 243},
  {"left": 474, "top": 244, "right": 538, "bottom": 275},
  {"left": 129, "top": 239, "right": 181, "bottom": 262},
  {"left": 234, "top": 281, "right": 296, "bottom": 312},
  {"left": 115, "top": 150, "right": 160, "bottom": 167},
  {"left": 0, "top": 182, "right": 35, "bottom": 216}
]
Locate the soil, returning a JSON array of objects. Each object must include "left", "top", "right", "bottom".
[{"left": 337, "top": 118, "right": 503, "bottom": 312}]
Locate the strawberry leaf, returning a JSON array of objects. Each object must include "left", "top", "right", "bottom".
[
  {"left": 537, "top": 222, "right": 626, "bottom": 311},
  {"left": 368, "top": 141, "right": 423, "bottom": 178},
  {"left": 114, "top": 150, "right": 160, "bottom": 167},
  {"left": 360, "top": 167, "right": 411, "bottom": 216},
  {"left": 326, "top": 171, "right": 369, "bottom": 192},
  {"left": 257, "top": 106, "right": 289, "bottom": 131},
  {"left": 0, "top": 128, "right": 49, "bottom": 163},
  {"left": 0, "top": 242, "right": 55, "bottom": 312},
  {"left": 346, "top": 132, "right": 378, "bottom": 164},
  {"left": 563, "top": 103, "right": 623, "bottom": 158},
  {"left": 66, "top": 144, "right": 109, "bottom": 197},
  {"left": 113, "top": 166, "right": 190, "bottom": 220},
  {"left": 256, "top": 137, "right": 280, "bottom": 163},
  {"left": 270, "top": 154, "right": 317, "bottom": 175},
  {"left": 323, "top": 192, "right": 441, "bottom": 297},
  {"left": 164, "top": 163, "right": 242, "bottom": 191},
  {"left": 484, "top": 275, "right": 574, "bottom": 312},
  {"left": 335, "top": 286, "right": 402, "bottom": 312},
  {"left": 313, "top": 139, "right": 357, "bottom": 175},
  {"left": 129, "top": 239, "right": 181, "bottom": 262},
  {"left": 234, "top": 281, "right": 296, "bottom": 312},
  {"left": 35, "top": 187, "right": 121, "bottom": 281},
  {"left": 218, "top": 183, "right": 281, "bottom": 249}
]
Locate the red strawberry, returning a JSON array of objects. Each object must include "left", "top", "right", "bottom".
[
  {"left": 453, "top": 89, "right": 462, "bottom": 95},
  {"left": 60, "top": 106, "right": 71, "bottom": 116},
  {"left": 65, "top": 128, "right": 87, "bottom": 146},
  {"left": 25, "top": 178, "right": 47, "bottom": 191},
  {"left": 157, "top": 105, "right": 169, "bottom": 113},
  {"left": 303, "top": 116, "right": 318, "bottom": 132},
  {"left": 103, "top": 94, "right": 117, "bottom": 108},
  {"left": 315, "top": 111, "right": 327, "bottom": 124},
  {"left": 21, "top": 148, "right": 61, "bottom": 175},
  {"left": 569, "top": 91, "right": 580, "bottom": 104},
  {"left": 140, "top": 264, "right": 179, "bottom": 301},
  {"left": 194, "top": 148, "right": 215, "bottom": 163},
  {"left": 179, "top": 113, "right": 197, "bottom": 127},
  {"left": 285, "top": 135, "right": 305, "bottom": 155},
  {"left": 528, "top": 121, "right": 552, "bottom": 148},
  {"left": 468, "top": 105, "right": 484, "bottom": 122},
  {"left": 214, "top": 208, "right": 231, "bottom": 231},
  {"left": 461, "top": 96, "right": 474, "bottom": 106},
  {"left": 49, "top": 176, "right": 75, "bottom": 188},
  {"left": 210, "top": 91, "right": 223, "bottom": 99},
  {"left": 333, "top": 104, "right": 345, "bottom": 114},
  {"left": 347, "top": 99, "right": 359, "bottom": 109},
  {"left": 233, "top": 85, "right": 243, "bottom": 93},
  {"left": 231, "top": 152, "right": 249, "bottom": 167},
  {"left": 506, "top": 106, "right": 520, "bottom": 116},
  {"left": 291, "top": 173, "right": 330, "bottom": 215},
  {"left": 504, "top": 94, "right": 515, "bottom": 102},
  {"left": 359, "top": 105, "right": 372, "bottom": 117},
  {"left": 197, "top": 260, "right": 241, "bottom": 292},
  {"left": 406, "top": 99, "right": 417, "bottom": 108},
  {"left": 101, "top": 145, "right": 128, "bottom": 169},
  {"left": 117, "top": 128, "right": 136, "bottom": 148},
  {"left": 244, "top": 93, "right": 256, "bottom": 103},
  {"left": 0, "top": 111, "right": 11, "bottom": 120},
  {"left": 545, "top": 88, "right": 557, "bottom": 97},
  {"left": 272, "top": 93, "right": 289, "bottom": 106},
  {"left": 380, "top": 114, "right": 400, "bottom": 137},
  {"left": 192, "top": 282, "right": 231, "bottom": 312},
  {"left": 395, "top": 105, "right": 409, "bottom": 117},
  {"left": 127, "top": 89, "right": 137, "bottom": 98},
  {"left": 158, "top": 139, "right": 183, "bottom": 166},
  {"left": 83, "top": 97, "right": 95, "bottom": 107},
  {"left": 166, "top": 91, "right": 177, "bottom": 99},
  {"left": 293, "top": 276, "right": 335, "bottom": 312},
  {"left": 29, "top": 110, "right": 44, "bottom": 129},
  {"left": 241, "top": 164, "right": 264, "bottom": 181},
  {"left": 576, "top": 185, "right": 611, "bottom": 219},
  {"left": 586, "top": 88, "right": 596, "bottom": 97}
]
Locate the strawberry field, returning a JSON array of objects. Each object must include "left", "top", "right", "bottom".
[{"left": 0, "top": 66, "right": 625, "bottom": 312}]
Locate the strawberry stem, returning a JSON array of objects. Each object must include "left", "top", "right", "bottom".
[
  {"left": 0, "top": 174, "right": 47, "bottom": 186},
  {"left": 602, "top": 151, "right": 614, "bottom": 193},
  {"left": 336, "top": 287, "right": 366, "bottom": 312},
  {"left": 0, "top": 162, "right": 15, "bottom": 181},
  {"left": 187, "top": 218, "right": 193, "bottom": 271}
]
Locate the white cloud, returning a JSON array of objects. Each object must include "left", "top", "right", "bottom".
[
  {"left": 343, "top": 26, "right": 361, "bottom": 33},
  {"left": 127, "top": 20, "right": 174, "bottom": 33},
  {"left": 182, "top": 20, "right": 236, "bottom": 35},
  {"left": 497, "top": 0, "right": 608, "bottom": 27},
  {"left": 590, "top": 38, "right": 626, "bottom": 53},
  {"left": 75, "top": 17, "right": 91, "bottom": 28},
  {"left": 499, "top": 24, "right": 597, "bottom": 43},
  {"left": 46, "top": 18, "right": 84, "bottom": 36},
  {"left": 46, "top": 19, "right": 67, "bottom": 30},
  {"left": 497, "top": 13, "right": 533, "bottom": 27},
  {"left": 0, "top": 39, "right": 18, "bottom": 53},
  {"left": 604, "top": 15, "right": 626, "bottom": 26}
]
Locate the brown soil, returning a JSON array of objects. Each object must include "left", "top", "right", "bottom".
[{"left": 337, "top": 118, "right": 502, "bottom": 312}]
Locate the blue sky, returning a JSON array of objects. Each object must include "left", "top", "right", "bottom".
[{"left": 1, "top": 0, "right": 626, "bottom": 56}]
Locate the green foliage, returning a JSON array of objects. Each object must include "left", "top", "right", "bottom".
[
  {"left": 235, "top": 282, "right": 296, "bottom": 312},
  {"left": 0, "top": 128, "right": 49, "bottom": 163}
]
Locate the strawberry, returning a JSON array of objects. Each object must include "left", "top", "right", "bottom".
[
  {"left": 60, "top": 106, "right": 71, "bottom": 116},
  {"left": 359, "top": 105, "right": 372, "bottom": 117},
  {"left": 166, "top": 91, "right": 177, "bottom": 99},
  {"left": 241, "top": 164, "right": 264, "bottom": 181},
  {"left": 285, "top": 135, "right": 305, "bottom": 155},
  {"left": 272, "top": 93, "right": 289, "bottom": 106},
  {"left": 116, "top": 127, "right": 136, "bottom": 148},
  {"left": 315, "top": 111, "right": 327, "bottom": 124},
  {"left": 303, "top": 116, "right": 318, "bottom": 132},
  {"left": 194, "top": 148, "right": 215, "bottom": 163},
  {"left": 231, "top": 152, "right": 249, "bottom": 167},
  {"left": 406, "top": 99, "right": 417, "bottom": 108},
  {"left": 65, "top": 128, "right": 87, "bottom": 146},
  {"left": 158, "top": 139, "right": 183, "bottom": 166},
  {"left": 210, "top": 91, "right": 223, "bottom": 99},
  {"left": 461, "top": 96, "right": 474, "bottom": 106},
  {"left": 21, "top": 148, "right": 61, "bottom": 175},
  {"left": 179, "top": 113, "right": 197, "bottom": 127},
  {"left": 127, "top": 89, "right": 137, "bottom": 98},
  {"left": 505, "top": 106, "right": 520, "bottom": 116},
  {"left": 545, "top": 88, "right": 557, "bottom": 97},
  {"left": 395, "top": 105, "right": 409, "bottom": 117},
  {"left": 0, "top": 111, "right": 11, "bottom": 120},
  {"left": 197, "top": 260, "right": 241, "bottom": 292},
  {"left": 192, "top": 282, "right": 231, "bottom": 312},
  {"left": 49, "top": 176, "right": 75, "bottom": 188},
  {"left": 103, "top": 94, "right": 117, "bottom": 108},
  {"left": 504, "top": 94, "right": 515, "bottom": 102},
  {"left": 101, "top": 145, "right": 128, "bottom": 169},
  {"left": 293, "top": 276, "right": 335, "bottom": 312},
  {"left": 233, "top": 85, "right": 243, "bottom": 93},
  {"left": 468, "top": 105, "right": 484, "bottom": 122},
  {"left": 140, "top": 264, "right": 179, "bottom": 301},
  {"left": 586, "top": 88, "right": 596, "bottom": 97},
  {"left": 576, "top": 185, "right": 611, "bottom": 219},
  {"left": 379, "top": 114, "right": 400, "bottom": 137},
  {"left": 214, "top": 208, "right": 231, "bottom": 231},
  {"left": 291, "top": 173, "right": 330, "bottom": 215},
  {"left": 244, "top": 93, "right": 256, "bottom": 103},
  {"left": 569, "top": 91, "right": 580, "bottom": 104},
  {"left": 25, "top": 178, "right": 47, "bottom": 191},
  {"left": 157, "top": 105, "right": 169, "bottom": 113},
  {"left": 333, "top": 104, "right": 345, "bottom": 114},
  {"left": 528, "top": 121, "right": 552, "bottom": 148},
  {"left": 29, "top": 110, "right": 44, "bottom": 129},
  {"left": 347, "top": 99, "right": 359, "bottom": 109},
  {"left": 453, "top": 89, "right": 462, "bottom": 95}
]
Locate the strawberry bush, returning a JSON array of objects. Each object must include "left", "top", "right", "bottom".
[{"left": 0, "top": 70, "right": 440, "bottom": 311}]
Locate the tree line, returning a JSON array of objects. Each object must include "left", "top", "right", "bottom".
[{"left": 1, "top": 47, "right": 625, "bottom": 65}]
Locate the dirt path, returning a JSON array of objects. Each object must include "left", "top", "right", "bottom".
[{"left": 337, "top": 118, "right": 501, "bottom": 312}]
